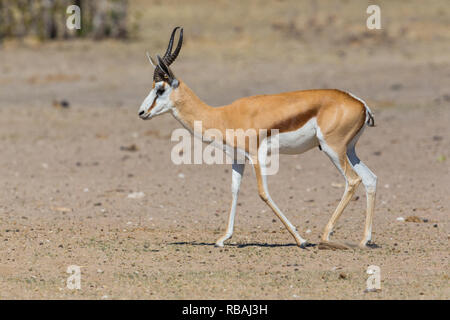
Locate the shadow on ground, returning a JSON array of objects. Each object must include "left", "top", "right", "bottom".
[{"left": 169, "top": 241, "right": 317, "bottom": 248}]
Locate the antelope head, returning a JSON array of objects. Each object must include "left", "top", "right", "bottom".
[{"left": 139, "top": 27, "right": 183, "bottom": 120}]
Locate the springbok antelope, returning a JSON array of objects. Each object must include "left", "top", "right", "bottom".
[{"left": 139, "top": 27, "right": 377, "bottom": 250}]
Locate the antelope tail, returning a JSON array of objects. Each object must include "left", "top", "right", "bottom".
[
  {"left": 365, "top": 105, "right": 375, "bottom": 127},
  {"left": 346, "top": 91, "right": 375, "bottom": 127}
]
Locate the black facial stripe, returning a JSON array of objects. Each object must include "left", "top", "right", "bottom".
[{"left": 147, "top": 95, "right": 158, "bottom": 113}]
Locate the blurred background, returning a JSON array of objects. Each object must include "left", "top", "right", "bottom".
[{"left": 1, "top": 0, "right": 449, "bottom": 108}]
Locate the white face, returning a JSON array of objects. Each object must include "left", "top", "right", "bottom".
[{"left": 138, "top": 81, "right": 174, "bottom": 120}]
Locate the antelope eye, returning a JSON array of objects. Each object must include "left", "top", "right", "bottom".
[{"left": 156, "top": 88, "right": 165, "bottom": 96}]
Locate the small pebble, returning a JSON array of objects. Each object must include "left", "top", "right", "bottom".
[
  {"left": 127, "top": 192, "right": 145, "bottom": 199},
  {"left": 339, "top": 273, "right": 347, "bottom": 279}
]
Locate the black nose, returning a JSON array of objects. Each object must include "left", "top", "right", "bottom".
[{"left": 139, "top": 111, "right": 145, "bottom": 116}]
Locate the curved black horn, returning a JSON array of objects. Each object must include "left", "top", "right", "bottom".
[
  {"left": 153, "top": 27, "right": 183, "bottom": 82},
  {"left": 157, "top": 55, "right": 175, "bottom": 80},
  {"left": 164, "top": 28, "right": 183, "bottom": 66},
  {"left": 163, "top": 27, "right": 181, "bottom": 63}
]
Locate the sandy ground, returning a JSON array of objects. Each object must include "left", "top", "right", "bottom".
[{"left": 0, "top": 0, "right": 449, "bottom": 299}]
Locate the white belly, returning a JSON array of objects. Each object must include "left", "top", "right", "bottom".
[{"left": 276, "top": 117, "right": 319, "bottom": 154}]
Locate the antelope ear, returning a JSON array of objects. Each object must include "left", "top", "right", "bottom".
[
  {"left": 171, "top": 79, "right": 179, "bottom": 88},
  {"left": 156, "top": 55, "right": 179, "bottom": 88},
  {"left": 146, "top": 52, "right": 157, "bottom": 68}
]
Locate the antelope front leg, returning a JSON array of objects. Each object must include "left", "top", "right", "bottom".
[
  {"left": 253, "top": 158, "right": 307, "bottom": 248},
  {"left": 215, "top": 163, "right": 245, "bottom": 247}
]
